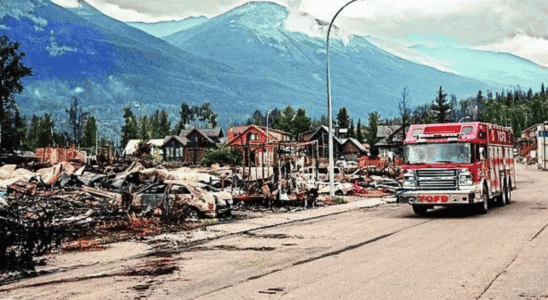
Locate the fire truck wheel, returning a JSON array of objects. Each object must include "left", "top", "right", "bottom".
[
  {"left": 506, "top": 181, "right": 512, "bottom": 204},
  {"left": 476, "top": 188, "right": 489, "bottom": 214},
  {"left": 499, "top": 183, "right": 508, "bottom": 207},
  {"left": 412, "top": 205, "right": 428, "bottom": 215}
]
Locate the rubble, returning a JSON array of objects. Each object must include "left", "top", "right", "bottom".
[{"left": 0, "top": 140, "right": 403, "bottom": 277}]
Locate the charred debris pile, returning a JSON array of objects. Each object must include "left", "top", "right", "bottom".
[{"left": 0, "top": 149, "right": 402, "bottom": 276}]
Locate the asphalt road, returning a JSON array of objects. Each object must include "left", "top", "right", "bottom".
[{"left": 2, "top": 162, "right": 548, "bottom": 300}]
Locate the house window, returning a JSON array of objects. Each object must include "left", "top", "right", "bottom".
[{"left": 249, "top": 133, "right": 258, "bottom": 141}]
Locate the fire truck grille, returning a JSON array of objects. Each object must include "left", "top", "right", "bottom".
[{"left": 416, "top": 169, "right": 458, "bottom": 190}]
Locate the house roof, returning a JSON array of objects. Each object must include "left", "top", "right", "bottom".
[
  {"left": 341, "top": 138, "right": 368, "bottom": 153},
  {"left": 186, "top": 128, "right": 216, "bottom": 144},
  {"left": 227, "top": 124, "right": 289, "bottom": 145},
  {"left": 228, "top": 125, "right": 290, "bottom": 143},
  {"left": 122, "top": 139, "right": 164, "bottom": 156},
  {"left": 179, "top": 127, "right": 223, "bottom": 139},
  {"left": 299, "top": 126, "right": 344, "bottom": 144},
  {"left": 161, "top": 135, "right": 187, "bottom": 148}
]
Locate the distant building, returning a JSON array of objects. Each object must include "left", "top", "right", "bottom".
[
  {"left": 160, "top": 127, "right": 224, "bottom": 164},
  {"left": 376, "top": 125, "right": 405, "bottom": 160},
  {"left": 122, "top": 139, "right": 164, "bottom": 157},
  {"left": 339, "top": 138, "right": 369, "bottom": 160},
  {"left": 297, "top": 125, "right": 345, "bottom": 159},
  {"left": 227, "top": 125, "right": 291, "bottom": 166}
]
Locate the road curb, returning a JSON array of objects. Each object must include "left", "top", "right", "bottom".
[{"left": 148, "top": 198, "right": 387, "bottom": 249}]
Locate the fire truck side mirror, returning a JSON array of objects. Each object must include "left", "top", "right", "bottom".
[{"left": 479, "top": 148, "right": 486, "bottom": 161}]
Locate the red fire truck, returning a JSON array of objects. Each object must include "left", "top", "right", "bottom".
[{"left": 400, "top": 122, "right": 516, "bottom": 215}]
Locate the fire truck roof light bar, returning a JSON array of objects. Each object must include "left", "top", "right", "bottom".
[{"left": 415, "top": 133, "right": 461, "bottom": 139}]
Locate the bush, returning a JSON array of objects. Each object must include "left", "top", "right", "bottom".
[{"left": 202, "top": 142, "right": 242, "bottom": 166}]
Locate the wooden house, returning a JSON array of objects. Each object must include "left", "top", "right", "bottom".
[{"left": 227, "top": 125, "right": 290, "bottom": 166}]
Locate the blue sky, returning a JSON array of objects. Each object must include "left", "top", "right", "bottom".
[{"left": 50, "top": 0, "right": 548, "bottom": 67}]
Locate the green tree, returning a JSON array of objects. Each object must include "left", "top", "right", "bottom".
[
  {"left": 365, "top": 111, "right": 381, "bottom": 156},
  {"left": 356, "top": 118, "right": 363, "bottom": 143},
  {"left": 65, "top": 97, "right": 89, "bottom": 147},
  {"left": 121, "top": 106, "right": 138, "bottom": 148},
  {"left": 202, "top": 142, "right": 242, "bottom": 166},
  {"left": 337, "top": 107, "right": 350, "bottom": 129},
  {"left": 36, "top": 114, "right": 54, "bottom": 148},
  {"left": 432, "top": 86, "right": 451, "bottom": 123},
  {"left": 246, "top": 109, "right": 265, "bottom": 126},
  {"left": 0, "top": 36, "right": 33, "bottom": 150},
  {"left": 348, "top": 120, "right": 355, "bottom": 139},
  {"left": 291, "top": 108, "right": 312, "bottom": 138},
  {"left": 81, "top": 116, "right": 97, "bottom": 148},
  {"left": 139, "top": 115, "right": 149, "bottom": 141},
  {"left": 158, "top": 109, "right": 171, "bottom": 138},
  {"left": 275, "top": 106, "right": 296, "bottom": 134}
]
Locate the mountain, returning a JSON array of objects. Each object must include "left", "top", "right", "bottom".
[
  {"left": 0, "top": 0, "right": 241, "bottom": 138},
  {"left": 2, "top": 0, "right": 506, "bottom": 142},
  {"left": 411, "top": 45, "right": 548, "bottom": 89},
  {"left": 162, "top": 2, "right": 500, "bottom": 119},
  {"left": 126, "top": 17, "right": 208, "bottom": 38},
  {"left": 367, "top": 37, "right": 548, "bottom": 90}
]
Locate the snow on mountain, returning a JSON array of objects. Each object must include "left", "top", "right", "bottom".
[
  {"left": 1, "top": 0, "right": 516, "bottom": 140},
  {"left": 126, "top": 17, "right": 208, "bottom": 38},
  {"left": 163, "top": 1, "right": 499, "bottom": 119},
  {"left": 367, "top": 36, "right": 548, "bottom": 90}
]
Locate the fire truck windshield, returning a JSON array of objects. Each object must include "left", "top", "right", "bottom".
[{"left": 404, "top": 143, "right": 471, "bottom": 164}]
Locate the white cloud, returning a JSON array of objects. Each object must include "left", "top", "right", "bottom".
[
  {"left": 474, "top": 34, "right": 548, "bottom": 68},
  {"left": 66, "top": 0, "right": 548, "bottom": 65}
]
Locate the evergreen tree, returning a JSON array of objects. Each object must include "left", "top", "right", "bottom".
[
  {"left": 81, "top": 117, "right": 97, "bottom": 148},
  {"left": 527, "top": 88, "right": 533, "bottom": 100},
  {"left": 542, "top": 83, "right": 545, "bottom": 95},
  {"left": 158, "top": 109, "right": 171, "bottom": 138},
  {"left": 65, "top": 97, "right": 89, "bottom": 147},
  {"left": 475, "top": 90, "right": 484, "bottom": 121},
  {"left": 121, "top": 107, "right": 138, "bottom": 148},
  {"left": 149, "top": 110, "right": 161, "bottom": 139},
  {"left": 139, "top": 115, "right": 149, "bottom": 141},
  {"left": 275, "top": 106, "right": 295, "bottom": 134},
  {"left": 36, "top": 114, "right": 54, "bottom": 148},
  {"left": 0, "top": 35, "right": 33, "bottom": 150},
  {"left": 348, "top": 120, "right": 355, "bottom": 139},
  {"left": 365, "top": 111, "right": 381, "bottom": 156},
  {"left": 431, "top": 86, "right": 451, "bottom": 123},
  {"left": 356, "top": 118, "right": 363, "bottom": 143},
  {"left": 337, "top": 107, "right": 350, "bottom": 128},
  {"left": 246, "top": 109, "right": 265, "bottom": 126}
]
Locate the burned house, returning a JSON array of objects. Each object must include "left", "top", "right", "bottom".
[{"left": 297, "top": 125, "right": 344, "bottom": 159}]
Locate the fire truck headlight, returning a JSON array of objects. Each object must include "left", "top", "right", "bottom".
[
  {"left": 459, "top": 169, "right": 473, "bottom": 186},
  {"left": 403, "top": 170, "right": 415, "bottom": 188}
]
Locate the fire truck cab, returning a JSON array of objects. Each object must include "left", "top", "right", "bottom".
[{"left": 400, "top": 122, "right": 516, "bottom": 215}]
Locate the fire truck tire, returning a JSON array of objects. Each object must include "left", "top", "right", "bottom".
[
  {"left": 506, "top": 181, "right": 512, "bottom": 204},
  {"left": 476, "top": 188, "right": 489, "bottom": 214},
  {"left": 412, "top": 205, "right": 428, "bottom": 215},
  {"left": 499, "top": 183, "right": 508, "bottom": 207}
]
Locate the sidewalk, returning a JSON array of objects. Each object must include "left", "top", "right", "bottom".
[{"left": 148, "top": 196, "right": 390, "bottom": 246}]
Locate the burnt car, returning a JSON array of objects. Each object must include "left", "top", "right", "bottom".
[{"left": 128, "top": 180, "right": 231, "bottom": 219}]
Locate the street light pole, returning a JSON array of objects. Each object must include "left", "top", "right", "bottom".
[
  {"left": 266, "top": 109, "right": 273, "bottom": 165},
  {"left": 327, "top": 0, "right": 361, "bottom": 196}
]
